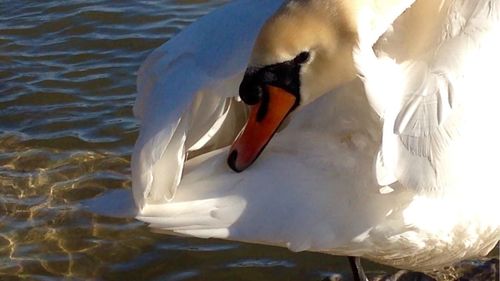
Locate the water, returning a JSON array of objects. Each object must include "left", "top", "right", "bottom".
[{"left": 0, "top": 1, "right": 497, "bottom": 280}]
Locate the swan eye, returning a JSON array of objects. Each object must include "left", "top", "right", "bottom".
[{"left": 294, "top": 51, "right": 310, "bottom": 64}]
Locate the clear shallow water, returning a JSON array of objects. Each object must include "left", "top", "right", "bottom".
[{"left": 0, "top": 1, "right": 497, "bottom": 280}]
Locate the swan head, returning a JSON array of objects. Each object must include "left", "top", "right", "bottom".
[
  {"left": 228, "top": 1, "right": 360, "bottom": 172},
  {"left": 242, "top": 2, "right": 358, "bottom": 107}
]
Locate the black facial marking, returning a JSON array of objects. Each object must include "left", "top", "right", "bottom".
[
  {"left": 239, "top": 67, "right": 263, "bottom": 105},
  {"left": 294, "top": 51, "right": 310, "bottom": 64},
  {"left": 239, "top": 54, "right": 305, "bottom": 120}
]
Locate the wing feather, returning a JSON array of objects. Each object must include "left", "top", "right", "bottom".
[
  {"left": 356, "top": 0, "right": 500, "bottom": 192},
  {"left": 132, "top": 0, "right": 285, "bottom": 209}
]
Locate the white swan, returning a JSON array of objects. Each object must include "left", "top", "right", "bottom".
[{"left": 132, "top": 0, "right": 500, "bottom": 278}]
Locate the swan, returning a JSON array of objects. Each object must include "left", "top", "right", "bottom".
[{"left": 132, "top": 0, "right": 500, "bottom": 279}]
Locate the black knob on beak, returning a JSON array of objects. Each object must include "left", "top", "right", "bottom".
[{"left": 239, "top": 72, "right": 263, "bottom": 105}]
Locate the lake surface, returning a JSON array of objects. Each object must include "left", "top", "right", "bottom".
[{"left": 0, "top": 1, "right": 497, "bottom": 280}]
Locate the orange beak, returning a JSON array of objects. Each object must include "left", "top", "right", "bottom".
[{"left": 227, "top": 85, "right": 297, "bottom": 172}]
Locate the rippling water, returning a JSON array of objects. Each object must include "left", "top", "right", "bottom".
[{"left": 0, "top": 1, "right": 497, "bottom": 280}]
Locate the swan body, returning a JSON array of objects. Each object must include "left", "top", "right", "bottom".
[{"left": 133, "top": 0, "right": 500, "bottom": 275}]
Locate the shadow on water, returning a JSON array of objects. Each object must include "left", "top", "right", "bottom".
[{"left": 0, "top": 1, "right": 497, "bottom": 280}]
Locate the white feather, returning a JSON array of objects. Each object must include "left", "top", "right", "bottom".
[
  {"left": 132, "top": 0, "right": 500, "bottom": 274},
  {"left": 355, "top": 0, "right": 500, "bottom": 193},
  {"left": 132, "top": 0, "right": 284, "bottom": 208}
]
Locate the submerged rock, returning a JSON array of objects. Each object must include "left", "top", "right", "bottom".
[
  {"left": 323, "top": 258, "right": 498, "bottom": 281},
  {"left": 374, "top": 258, "right": 498, "bottom": 281}
]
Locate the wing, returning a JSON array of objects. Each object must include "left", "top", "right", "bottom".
[
  {"left": 356, "top": 0, "right": 500, "bottom": 192},
  {"left": 132, "top": 0, "right": 285, "bottom": 209},
  {"left": 136, "top": 85, "right": 416, "bottom": 254},
  {"left": 381, "top": 61, "right": 463, "bottom": 192}
]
